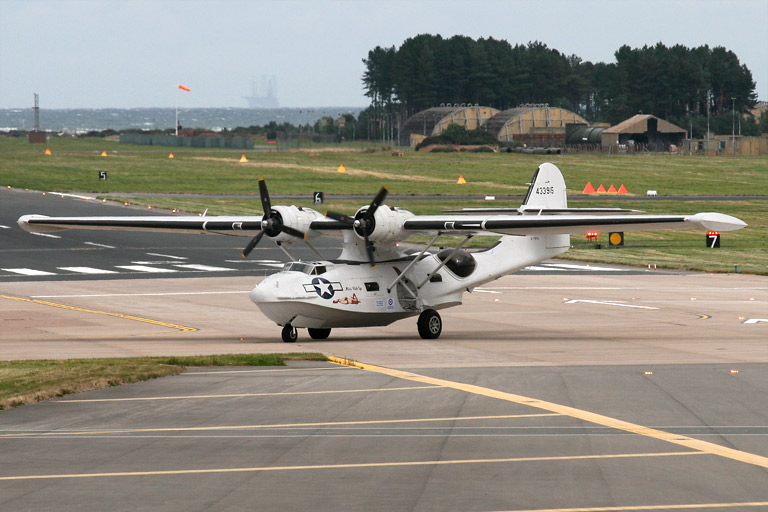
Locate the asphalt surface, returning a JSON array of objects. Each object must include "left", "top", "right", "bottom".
[{"left": 2, "top": 187, "right": 768, "bottom": 511}]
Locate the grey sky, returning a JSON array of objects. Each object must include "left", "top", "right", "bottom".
[{"left": 1, "top": 0, "right": 766, "bottom": 109}]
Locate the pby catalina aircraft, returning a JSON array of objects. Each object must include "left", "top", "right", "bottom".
[{"left": 18, "top": 163, "right": 746, "bottom": 343}]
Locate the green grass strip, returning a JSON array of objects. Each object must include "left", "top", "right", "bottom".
[{"left": 0, "top": 353, "right": 327, "bottom": 410}]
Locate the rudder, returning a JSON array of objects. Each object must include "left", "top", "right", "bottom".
[{"left": 521, "top": 162, "right": 567, "bottom": 210}]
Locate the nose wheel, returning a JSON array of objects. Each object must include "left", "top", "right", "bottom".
[
  {"left": 281, "top": 324, "right": 298, "bottom": 343},
  {"left": 417, "top": 309, "right": 442, "bottom": 339}
]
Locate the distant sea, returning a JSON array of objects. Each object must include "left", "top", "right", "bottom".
[{"left": 0, "top": 107, "right": 365, "bottom": 133}]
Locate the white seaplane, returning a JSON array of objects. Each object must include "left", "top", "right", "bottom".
[{"left": 18, "top": 163, "right": 746, "bottom": 342}]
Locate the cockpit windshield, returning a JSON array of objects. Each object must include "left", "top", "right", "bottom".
[{"left": 282, "top": 262, "right": 327, "bottom": 275}]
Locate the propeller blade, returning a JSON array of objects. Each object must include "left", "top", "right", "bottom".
[
  {"left": 365, "top": 186, "right": 389, "bottom": 220},
  {"left": 280, "top": 225, "right": 306, "bottom": 239},
  {"left": 325, "top": 211, "right": 355, "bottom": 224},
  {"left": 242, "top": 230, "right": 266, "bottom": 258},
  {"left": 258, "top": 178, "right": 271, "bottom": 217},
  {"left": 363, "top": 231, "right": 376, "bottom": 268}
]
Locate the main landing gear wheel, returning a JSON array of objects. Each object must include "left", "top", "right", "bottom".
[
  {"left": 281, "top": 324, "right": 298, "bottom": 343},
  {"left": 307, "top": 328, "right": 331, "bottom": 340},
  {"left": 417, "top": 309, "right": 442, "bottom": 339}
]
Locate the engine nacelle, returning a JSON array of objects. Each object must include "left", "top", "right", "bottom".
[
  {"left": 353, "top": 205, "right": 414, "bottom": 242},
  {"left": 267, "top": 206, "right": 323, "bottom": 243}
]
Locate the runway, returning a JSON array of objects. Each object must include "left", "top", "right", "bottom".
[{"left": 2, "top": 187, "right": 768, "bottom": 510}]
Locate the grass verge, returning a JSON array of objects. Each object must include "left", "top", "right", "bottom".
[{"left": 0, "top": 353, "right": 327, "bottom": 410}]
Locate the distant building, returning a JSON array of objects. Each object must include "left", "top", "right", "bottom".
[
  {"left": 601, "top": 114, "right": 685, "bottom": 152},
  {"left": 481, "top": 105, "right": 587, "bottom": 147},
  {"left": 399, "top": 105, "right": 499, "bottom": 146}
]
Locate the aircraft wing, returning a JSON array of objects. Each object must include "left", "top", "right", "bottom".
[
  {"left": 17, "top": 214, "right": 266, "bottom": 236},
  {"left": 403, "top": 212, "right": 747, "bottom": 236}
]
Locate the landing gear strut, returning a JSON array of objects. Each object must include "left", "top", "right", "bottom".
[
  {"left": 281, "top": 324, "right": 298, "bottom": 343},
  {"left": 417, "top": 309, "right": 442, "bottom": 339}
]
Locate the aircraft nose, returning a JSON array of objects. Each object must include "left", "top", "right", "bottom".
[{"left": 249, "top": 284, "right": 268, "bottom": 304}]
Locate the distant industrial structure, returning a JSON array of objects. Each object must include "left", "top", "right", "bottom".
[
  {"left": 28, "top": 93, "right": 46, "bottom": 143},
  {"left": 243, "top": 76, "right": 279, "bottom": 108}
]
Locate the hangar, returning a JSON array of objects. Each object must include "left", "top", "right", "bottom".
[
  {"left": 399, "top": 105, "right": 499, "bottom": 147},
  {"left": 600, "top": 114, "right": 686, "bottom": 151},
  {"left": 481, "top": 105, "right": 587, "bottom": 145}
]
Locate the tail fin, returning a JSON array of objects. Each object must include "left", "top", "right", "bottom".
[{"left": 521, "top": 162, "right": 567, "bottom": 210}]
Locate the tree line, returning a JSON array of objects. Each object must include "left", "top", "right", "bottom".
[{"left": 362, "top": 34, "right": 762, "bottom": 138}]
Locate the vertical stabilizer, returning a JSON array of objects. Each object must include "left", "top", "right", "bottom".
[{"left": 521, "top": 162, "right": 567, "bottom": 210}]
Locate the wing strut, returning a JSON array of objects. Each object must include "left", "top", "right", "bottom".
[
  {"left": 385, "top": 233, "right": 441, "bottom": 294},
  {"left": 416, "top": 235, "right": 473, "bottom": 289}
]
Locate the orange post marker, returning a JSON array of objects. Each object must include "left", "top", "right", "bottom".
[
  {"left": 582, "top": 182, "right": 596, "bottom": 194},
  {"left": 44, "top": 148, "right": 52, "bottom": 155},
  {"left": 337, "top": 164, "right": 346, "bottom": 173},
  {"left": 596, "top": 184, "right": 607, "bottom": 193},
  {"left": 169, "top": 153, "right": 175, "bottom": 159},
  {"left": 239, "top": 155, "right": 248, "bottom": 163},
  {"left": 457, "top": 175, "right": 467, "bottom": 184},
  {"left": 618, "top": 184, "right": 628, "bottom": 194},
  {"left": 101, "top": 151, "right": 108, "bottom": 157},
  {"left": 607, "top": 184, "right": 618, "bottom": 193}
]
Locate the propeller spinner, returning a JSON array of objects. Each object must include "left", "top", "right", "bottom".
[
  {"left": 242, "top": 178, "right": 305, "bottom": 258},
  {"left": 325, "top": 186, "right": 388, "bottom": 267}
]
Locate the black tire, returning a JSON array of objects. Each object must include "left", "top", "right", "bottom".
[
  {"left": 307, "top": 328, "right": 331, "bottom": 340},
  {"left": 281, "top": 324, "right": 298, "bottom": 343},
  {"left": 417, "top": 309, "right": 442, "bottom": 339}
]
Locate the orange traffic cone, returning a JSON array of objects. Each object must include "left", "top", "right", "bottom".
[
  {"left": 582, "top": 182, "right": 596, "bottom": 194},
  {"left": 618, "top": 184, "right": 628, "bottom": 194},
  {"left": 457, "top": 175, "right": 467, "bottom": 184},
  {"left": 596, "top": 184, "right": 607, "bottom": 193},
  {"left": 169, "top": 153, "right": 175, "bottom": 159},
  {"left": 101, "top": 151, "right": 108, "bottom": 157},
  {"left": 337, "top": 164, "right": 346, "bottom": 173},
  {"left": 44, "top": 148, "right": 52, "bottom": 155},
  {"left": 239, "top": 155, "right": 248, "bottom": 163},
  {"left": 607, "top": 185, "right": 618, "bottom": 193}
]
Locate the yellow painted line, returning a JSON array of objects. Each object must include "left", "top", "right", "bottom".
[
  {"left": 0, "top": 294, "right": 197, "bottom": 334},
  {"left": 56, "top": 385, "right": 443, "bottom": 403},
  {"left": 489, "top": 503, "right": 768, "bottom": 512},
  {"left": 328, "top": 357, "right": 768, "bottom": 469},
  {"left": 0, "top": 451, "right": 701, "bottom": 481},
  {"left": 0, "top": 413, "right": 559, "bottom": 438}
]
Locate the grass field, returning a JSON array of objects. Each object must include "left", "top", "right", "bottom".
[
  {"left": 0, "top": 353, "right": 327, "bottom": 410},
  {"left": 2, "top": 136, "right": 766, "bottom": 274}
]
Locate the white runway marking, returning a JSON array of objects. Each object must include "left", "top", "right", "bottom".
[
  {"left": 115, "top": 265, "right": 178, "bottom": 273},
  {"left": 565, "top": 299, "right": 660, "bottom": 310},
  {"left": 30, "top": 232, "right": 61, "bottom": 239},
  {"left": 84, "top": 242, "right": 116, "bottom": 249},
  {"left": 172, "top": 264, "right": 234, "bottom": 272},
  {"left": 146, "top": 253, "right": 187, "bottom": 259},
  {"left": 1, "top": 268, "right": 57, "bottom": 276},
  {"left": 58, "top": 267, "right": 118, "bottom": 274},
  {"left": 31, "top": 291, "right": 250, "bottom": 298},
  {"left": 0, "top": 224, "right": 11, "bottom": 229}
]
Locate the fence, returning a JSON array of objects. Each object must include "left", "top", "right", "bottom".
[{"left": 119, "top": 134, "right": 254, "bottom": 149}]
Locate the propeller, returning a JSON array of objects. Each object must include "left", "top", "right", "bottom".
[
  {"left": 242, "top": 178, "right": 305, "bottom": 258},
  {"left": 325, "top": 186, "right": 388, "bottom": 267}
]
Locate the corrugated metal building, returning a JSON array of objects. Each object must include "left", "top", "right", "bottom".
[
  {"left": 399, "top": 105, "right": 500, "bottom": 146},
  {"left": 601, "top": 114, "right": 685, "bottom": 151},
  {"left": 481, "top": 106, "right": 587, "bottom": 144}
]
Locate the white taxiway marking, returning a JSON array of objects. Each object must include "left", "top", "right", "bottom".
[
  {"left": 58, "top": 267, "right": 118, "bottom": 275},
  {"left": 743, "top": 319, "right": 768, "bottom": 324},
  {"left": 542, "top": 263, "right": 625, "bottom": 271},
  {"left": 172, "top": 264, "right": 234, "bottom": 272},
  {"left": 84, "top": 242, "right": 116, "bottom": 249},
  {"left": 115, "top": 265, "right": 178, "bottom": 273},
  {"left": 30, "top": 232, "right": 61, "bottom": 239},
  {"left": 146, "top": 253, "right": 187, "bottom": 260},
  {"left": 31, "top": 291, "right": 249, "bottom": 298},
  {"left": 0, "top": 225, "right": 11, "bottom": 229},
  {"left": 1, "top": 268, "right": 57, "bottom": 276},
  {"left": 565, "top": 299, "right": 659, "bottom": 310}
]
